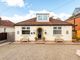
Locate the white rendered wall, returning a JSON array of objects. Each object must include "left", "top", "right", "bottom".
[
  {"left": 15, "top": 26, "right": 72, "bottom": 42},
  {"left": 0, "top": 26, "right": 14, "bottom": 33},
  {"left": 62, "top": 26, "right": 72, "bottom": 41}
]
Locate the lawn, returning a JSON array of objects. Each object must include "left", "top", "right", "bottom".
[{"left": 0, "top": 43, "right": 80, "bottom": 60}]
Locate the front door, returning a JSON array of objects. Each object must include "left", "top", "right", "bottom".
[{"left": 37, "top": 28, "right": 42, "bottom": 40}]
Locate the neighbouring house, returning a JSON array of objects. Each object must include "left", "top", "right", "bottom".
[
  {"left": 0, "top": 18, "right": 15, "bottom": 41},
  {"left": 66, "top": 14, "right": 80, "bottom": 38},
  {"left": 15, "top": 13, "right": 73, "bottom": 42},
  {"left": 66, "top": 8, "right": 80, "bottom": 38}
]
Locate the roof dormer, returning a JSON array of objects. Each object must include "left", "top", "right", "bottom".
[{"left": 36, "top": 13, "right": 49, "bottom": 22}]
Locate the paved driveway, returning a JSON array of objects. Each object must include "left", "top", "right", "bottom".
[{"left": 0, "top": 43, "right": 80, "bottom": 60}]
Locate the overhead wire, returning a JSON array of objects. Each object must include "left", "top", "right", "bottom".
[{"left": 53, "top": 0, "right": 75, "bottom": 11}]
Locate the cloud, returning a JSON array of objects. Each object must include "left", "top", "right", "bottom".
[
  {"left": 1, "top": 10, "right": 36, "bottom": 23},
  {"left": 27, "top": 4, "right": 32, "bottom": 8},
  {"left": 1, "top": 0, "right": 25, "bottom": 7},
  {"left": 58, "top": 13, "right": 71, "bottom": 21},
  {"left": 1, "top": 10, "right": 71, "bottom": 23}
]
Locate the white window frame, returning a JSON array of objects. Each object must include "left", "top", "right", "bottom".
[
  {"left": 37, "top": 15, "right": 48, "bottom": 20},
  {"left": 36, "top": 13, "right": 49, "bottom": 22},
  {"left": 53, "top": 26, "right": 62, "bottom": 35},
  {"left": 22, "top": 26, "right": 30, "bottom": 35}
]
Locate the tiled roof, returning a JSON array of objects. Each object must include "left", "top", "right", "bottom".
[
  {"left": 66, "top": 13, "right": 80, "bottom": 30},
  {"left": 0, "top": 20, "right": 14, "bottom": 27},
  {"left": 66, "top": 13, "right": 80, "bottom": 21},
  {"left": 15, "top": 17, "right": 73, "bottom": 26}
]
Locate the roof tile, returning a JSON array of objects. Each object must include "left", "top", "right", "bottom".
[
  {"left": 0, "top": 20, "right": 14, "bottom": 27},
  {"left": 15, "top": 17, "right": 73, "bottom": 26}
]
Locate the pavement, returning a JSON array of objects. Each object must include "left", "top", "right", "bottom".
[{"left": 0, "top": 40, "right": 12, "bottom": 46}]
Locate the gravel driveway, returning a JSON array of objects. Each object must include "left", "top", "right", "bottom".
[{"left": 0, "top": 43, "right": 80, "bottom": 60}]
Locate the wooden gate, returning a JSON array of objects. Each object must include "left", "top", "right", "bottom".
[{"left": 0, "top": 33, "right": 7, "bottom": 41}]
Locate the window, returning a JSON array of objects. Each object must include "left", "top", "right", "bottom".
[
  {"left": 43, "top": 15, "right": 48, "bottom": 20},
  {"left": 53, "top": 27, "right": 57, "bottom": 29},
  {"left": 22, "top": 26, "right": 30, "bottom": 34},
  {"left": 22, "top": 27, "right": 30, "bottom": 29},
  {"left": 58, "top": 27, "right": 61, "bottom": 29},
  {"left": 53, "top": 30, "right": 61, "bottom": 34},
  {"left": 27, "top": 27, "right": 30, "bottom": 29},
  {"left": 38, "top": 15, "right": 42, "bottom": 20},
  {"left": 37, "top": 15, "right": 48, "bottom": 20},
  {"left": 22, "top": 27, "right": 26, "bottom": 29},
  {"left": 22, "top": 30, "right": 30, "bottom": 34},
  {"left": 53, "top": 26, "right": 62, "bottom": 35}
]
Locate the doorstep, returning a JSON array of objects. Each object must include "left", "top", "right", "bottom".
[{"left": 13, "top": 41, "right": 80, "bottom": 45}]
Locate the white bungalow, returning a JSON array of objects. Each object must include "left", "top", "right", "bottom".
[{"left": 15, "top": 13, "right": 73, "bottom": 42}]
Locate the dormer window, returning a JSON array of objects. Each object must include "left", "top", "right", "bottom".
[
  {"left": 36, "top": 13, "right": 49, "bottom": 22},
  {"left": 38, "top": 15, "right": 42, "bottom": 20},
  {"left": 38, "top": 15, "right": 48, "bottom": 20},
  {"left": 43, "top": 15, "right": 48, "bottom": 20}
]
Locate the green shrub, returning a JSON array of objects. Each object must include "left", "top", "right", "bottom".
[{"left": 76, "top": 37, "right": 80, "bottom": 41}]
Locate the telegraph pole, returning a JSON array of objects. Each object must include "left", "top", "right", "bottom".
[{"left": 73, "top": 15, "right": 77, "bottom": 40}]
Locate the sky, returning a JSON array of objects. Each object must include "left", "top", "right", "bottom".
[{"left": 0, "top": 0, "right": 80, "bottom": 23}]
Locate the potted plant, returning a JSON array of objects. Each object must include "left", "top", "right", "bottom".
[
  {"left": 43, "top": 37, "right": 45, "bottom": 41},
  {"left": 35, "top": 37, "right": 38, "bottom": 41},
  {"left": 76, "top": 37, "right": 80, "bottom": 42},
  {"left": 72, "top": 35, "right": 77, "bottom": 42}
]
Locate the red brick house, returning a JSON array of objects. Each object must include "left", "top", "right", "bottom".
[{"left": 66, "top": 13, "right": 80, "bottom": 38}]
